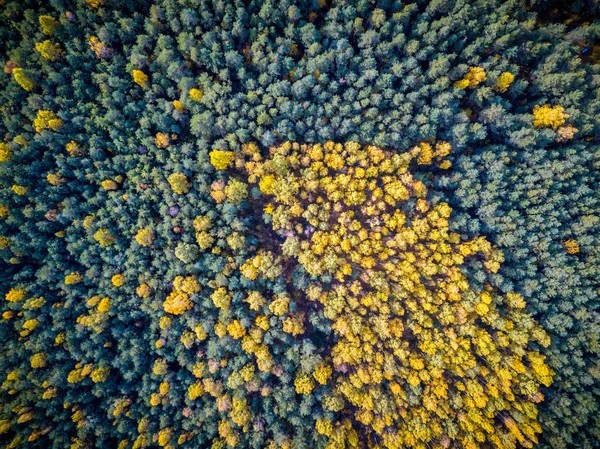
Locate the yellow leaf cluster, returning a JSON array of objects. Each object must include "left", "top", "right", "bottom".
[
  {"left": 167, "top": 173, "right": 190, "bottom": 194},
  {"left": 153, "top": 359, "right": 168, "bottom": 376},
  {"left": 42, "top": 387, "right": 57, "bottom": 399},
  {"left": 256, "top": 315, "right": 269, "bottom": 331},
  {"left": 454, "top": 66, "right": 487, "bottom": 89},
  {"left": 91, "top": 366, "right": 110, "bottom": 382},
  {"left": 193, "top": 215, "right": 214, "bottom": 249},
  {"left": 215, "top": 323, "right": 227, "bottom": 340},
  {"left": 0, "top": 236, "right": 10, "bottom": 250},
  {"left": 163, "top": 290, "right": 191, "bottom": 315},
  {"left": 241, "top": 140, "right": 553, "bottom": 449},
  {"left": 137, "top": 283, "right": 152, "bottom": 298},
  {"left": 13, "top": 135, "right": 27, "bottom": 147},
  {"left": 155, "top": 132, "right": 170, "bottom": 148},
  {"left": 88, "top": 36, "right": 109, "bottom": 58},
  {"left": 193, "top": 215, "right": 212, "bottom": 231},
  {"left": 82, "top": 215, "right": 95, "bottom": 229},
  {"left": 316, "top": 419, "right": 333, "bottom": 436},
  {"left": 563, "top": 238, "right": 580, "bottom": 254},
  {"left": 313, "top": 363, "right": 332, "bottom": 385},
  {"left": 78, "top": 297, "right": 111, "bottom": 331},
  {"left": 132, "top": 69, "right": 148, "bottom": 87},
  {"left": 93, "top": 228, "right": 116, "bottom": 246},
  {"left": 188, "top": 382, "right": 204, "bottom": 400},
  {"left": 23, "top": 296, "right": 45, "bottom": 310},
  {"left": 209, "top": 150, "right": 235, "bottom": 170},
  {"left": 47, "top": 173, "right": 65, "bottom": 186},
  {"left": 134, "top": 228, "right": 154, "bottom": 247},
  {"left": 34, "top": 110, "right": 63, "bottom": 132},
  {"left": 30, "top": 353, "right": 47, "bottom": 369},
  {"left": 97, "top": 297, "right": 111, "bottom": 312},
  {"left": 112, "top": 398, "right": 131, "bottom": 416},
  {"left": 163, "top": 275, "right": 199, "bottom": 315},
  {"left": 39, "top": 15, "right": 60, "bottom": 35},
  {"left": 13, "top": 68, "right": 35, "bottom": 91},
  {"left": 35, "top": 40, "right": 63, "bottom": 61},
  {"left": 111, "top": 274, "right": 125, "bottom": 287},
  {"left": 189, "top": 88, "right": 203, "bottom": 102},
  {"left": 21, "top": 319, "right": 39, "bottom": 338},
  {"left": 533, "top": 104, "right": 568, "bottom": 129},
  {"left": 11, "top": 185, "right": 27, "bottom": 196},
  {"left": 556, "top": 124, "right": 578, "bottom": 142},
  {"left": 268, "top": 294, "right": 289, "bottom": 316},
  {"left": 227, "top": 320, "right": 246, "bottom": 339},
  {"left": 101, "top": 179, "right": 118, "bottom": 190},
  {"left": 245, "top": 291, "right": 265, "bottom": 310},
  {"left": 495, "top": 71, "right": 515, "bottom": 92},
  {"left": 65, "top": 272, "right": 83, "bottom": 285},
  {"left": 159, "top": 381, "right": 170, "bottom": 395},
  {"left": 211, "top": 287, "right": 231, "bottom": 310},
  {"left": 86, "top": 0, "right": 106, "bottom": 8},
  {"left": 66, "top": 141, "right": 85, "bottom": 157},
  {"left": 294, "top": 374, "right": 314, "bottom": 394},
  {"left": 241, "top": 251, "right": 282, "bottom": 280},
  {"left": 0, "top": 143, "right": 11, "bottom": 162},
  {"left": 282, "top": 313, "right": 305, "bottom": 335},
  {"left": 173, "top": 275, "right": 200, "bottom": 294},
  {"left": 67, "top": 363, "right": 93, "bottom": 383},
  {"left": 258, "top": 174, "right": 276, "bottom": 194}
]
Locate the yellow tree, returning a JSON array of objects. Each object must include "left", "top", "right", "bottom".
[{"left": 241, "top": 141, "right": 553, "bottom": 449}]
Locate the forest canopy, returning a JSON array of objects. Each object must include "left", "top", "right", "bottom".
[{"left": 0, "top": 1, "right": 599, "bottom": 449}]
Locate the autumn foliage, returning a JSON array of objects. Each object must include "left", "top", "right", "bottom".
[
  {"left": 1, "top": 1, "right": 598, "bottom": 449},
  {"left": 242, "top": 141, "right": 553, "bottom": 449}
]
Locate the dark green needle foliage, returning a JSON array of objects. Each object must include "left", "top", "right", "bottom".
[{"left": 0, "top": 0, "right": 598, "bottom": 448}]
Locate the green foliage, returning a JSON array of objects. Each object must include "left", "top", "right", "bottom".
[
  {"left": 174, "top": 242, "right": 200, "bottom": 263},
  {"left": 0, "top": 1, "right": 599, "bottom": 449}
]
